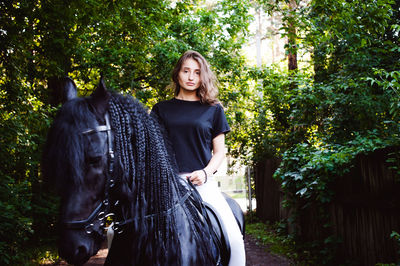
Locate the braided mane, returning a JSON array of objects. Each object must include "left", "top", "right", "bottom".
[{"left": 108, "top": 93, "right": 216, "bottom": 265}]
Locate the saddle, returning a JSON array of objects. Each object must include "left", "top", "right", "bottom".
[
  {"left": 180, "top": 178, "right": 241, "bottom": 266},
  {"left": 203, "top": 201, "right": 231, "bottom": 266}
]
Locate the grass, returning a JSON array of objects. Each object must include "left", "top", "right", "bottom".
[
  {"left": 226, "top": 192, "right": 246, "bottom": 199},
  {"left": 245, "top": 211, "right": 316, "bottom": 265},
  {"left": 246, "top": 222, "right": 294, "bottom": 257},
  {"left": 16, "top": 239, "right": 62, "bottom": 266},
  {"left": 26, "top": 245, "right": 61, "bottom": 265}
]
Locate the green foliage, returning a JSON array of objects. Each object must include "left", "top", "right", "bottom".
[
  {"left": 306, "top": 0, "right": 399, "bottom": 80},
  {"left": 367, "top": 68, "right": 400, "bottom": 118},
  {"left": 248, "top": 0, "right": 400, "bottom": 263},
  {"left": 391, "top": 231, "right": 400, "bottom": 259},
  {"left": 0, "top": 89, "right": 58, "bottom": 264},
  {"left": 0, "top": 0, "right": 251, "bottom": 264},
  {"left": 386, "top": 151, "right": 400, "bottom": 182},
  {"left": 2, "top": 0, "right": 399, "bottom": 264},
  {"left": 275, "top": 132, "right": 395, "bottom": 206}
]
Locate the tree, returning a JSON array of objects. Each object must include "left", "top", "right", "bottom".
[
  {"left": 0, "top": 0, "right": 252, "bottom": 263},
  {"left": 250, "top": 0, "right": 400, "bottom": 263}
]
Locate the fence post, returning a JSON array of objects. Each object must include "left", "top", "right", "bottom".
[{"left": 247, "top": 167, "right": 252, "bottom": 212}]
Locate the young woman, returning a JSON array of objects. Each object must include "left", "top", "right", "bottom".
[{"left": 151, "top": 50, "right": 246, "bottom": 266}]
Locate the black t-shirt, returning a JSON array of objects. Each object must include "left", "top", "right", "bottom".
[{"left": 151, "top": 98, "right": 230, "bottom": 173}]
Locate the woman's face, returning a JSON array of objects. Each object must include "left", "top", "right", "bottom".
[{"left": 178, "top": 58, "right": 201, "bottom": 92}]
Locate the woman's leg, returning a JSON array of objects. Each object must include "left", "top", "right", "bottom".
[{"left": 195, "top": 177, "right": 246, "bottom": 266}]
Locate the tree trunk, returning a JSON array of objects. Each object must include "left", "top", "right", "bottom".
[{"left": 287, "top": 0, "right": 298, "bottom": 71}]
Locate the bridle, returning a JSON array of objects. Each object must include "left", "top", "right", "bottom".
[
  {"left": 62, "top": 112, "right": 115, "bottom": 236},
  {"left": 61, "top": 111, "right": 196, "bottom": 236}
]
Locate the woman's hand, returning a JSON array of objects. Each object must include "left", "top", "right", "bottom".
[{"left": 187, "top": 170, "right": 207, "bottom": 186}]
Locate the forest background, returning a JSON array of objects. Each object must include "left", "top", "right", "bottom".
[{"left": 1, "top": 0, "right": 399, "bottom": 264}]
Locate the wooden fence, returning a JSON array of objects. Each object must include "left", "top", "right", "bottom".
[
  {"left": 254, "top": 147, "right": 400, "bottom": 265},
  {"left": 254, "top": 158, "right": 283, "bottom": 222}
]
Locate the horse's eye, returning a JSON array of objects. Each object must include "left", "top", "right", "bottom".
[{"left": 87, "top": 156, "right": 103, "bottom": 166}]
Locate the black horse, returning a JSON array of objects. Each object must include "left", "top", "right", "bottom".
[{"left": 43, "top": 77, "right": 244, "bottom": 265}]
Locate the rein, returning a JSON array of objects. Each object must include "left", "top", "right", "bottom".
[
  {"left": 113, "top": 185, "right": 194, "bottom": 232},
  {"left": 62, "top": 111, "right": 194, "bottom": 236}
]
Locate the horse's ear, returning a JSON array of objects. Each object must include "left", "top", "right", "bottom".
[
  {"left": 90, "top": 75, "right": 111, "bottom": 117},
  {"left": 48, "top": 77, "right": 77, "bottom": 106}
]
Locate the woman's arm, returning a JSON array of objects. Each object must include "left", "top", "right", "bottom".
[{"left": 188, "top": 133, "right": 226, "bottom": 185}]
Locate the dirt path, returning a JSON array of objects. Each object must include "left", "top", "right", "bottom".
[
  {"left": 55, "top": 235, "right": 291, "bottom": 265},
  {"left": 244, "top": 235, "right": 291, "bottom": 266}
]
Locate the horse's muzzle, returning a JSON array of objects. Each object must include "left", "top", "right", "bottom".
[{"left": 58, "top": 230, "right": 101, "bottom": 265}]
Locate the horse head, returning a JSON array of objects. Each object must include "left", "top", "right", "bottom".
[{"left": 43, "top": 77, "right": 112, "bottom": 265}]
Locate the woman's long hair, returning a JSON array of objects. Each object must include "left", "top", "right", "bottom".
[{"left": 172, "top": 50, "right": 219, "bottom": 105}]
